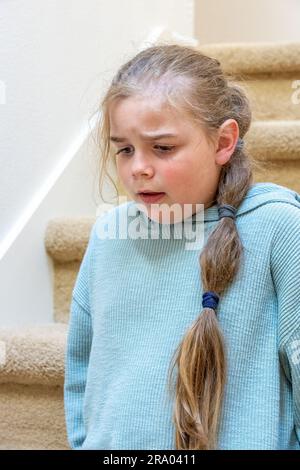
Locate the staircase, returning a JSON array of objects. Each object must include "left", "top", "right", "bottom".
[
  {"left": 198, "top": 42, "right": 300, "bottom": 190},
  {"left": 0, "top": 41, "right": 299, "bottom": 449}
]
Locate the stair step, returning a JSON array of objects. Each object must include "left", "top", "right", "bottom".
[
  {"left": 0, "top": 383, "right": 69, "bottom": 449},
  {"left": 0, "top": 323, "right": 67, "bottom": 385},
  {"left": 44, "top": 217, "right": 95, "bottom": 263},
  {"left": 0, "top": 324, "right": 69, "bottom": 449},
  {"left": 198, "top": 42, "right": 300, "bottom": 74},
  {"left": 45, "top": 219, "right": 95, "bottom": 323},
  {"left": 198, "top": 42, "right": 300, "bottom": 121},
  {"left": 247, "top": 120, "right": 300, "bottom": 160}
]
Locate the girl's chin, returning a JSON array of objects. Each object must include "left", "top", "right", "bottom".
[{"left": 138, "top": 203, "right": 196, "bottom": 225}]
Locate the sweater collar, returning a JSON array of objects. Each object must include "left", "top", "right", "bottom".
[
  {"left": 129, "top": 182, "right": 300, "bottom": 227},
  {"left": 202, "top": 182, "right": 300, "bottom": 222}
]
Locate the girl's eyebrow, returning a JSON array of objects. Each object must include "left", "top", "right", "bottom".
[{"left": 110, "top": 133, "right": 178, "bottom": 142}]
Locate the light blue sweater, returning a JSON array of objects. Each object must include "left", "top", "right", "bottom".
[{"left": 64, "top": 182, "right": 300, "bottom": 450}]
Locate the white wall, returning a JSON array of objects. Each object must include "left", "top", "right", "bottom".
[
  {"left": 0, "top": 0, "right": 194, "bottom": 243},
  {"left": 0, "top": 0, "right": 194, "bottom": 326},
  {"left": 195, "top": 0, "right": 300, "bottom": 44}
]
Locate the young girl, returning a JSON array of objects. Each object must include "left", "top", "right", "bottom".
[{"left": 64, "top": 44, "right": 300, "bottom": 450}]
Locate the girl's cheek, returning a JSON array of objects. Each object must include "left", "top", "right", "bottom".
[
  {"left": 164, "top": 162, "right": 195, "bottom": 189},
  {"left": 116, "top": 162, "right": 128, "bottom": 180},
  {"left": 162, "top": 166, "right": 179, "bottom": 185}
]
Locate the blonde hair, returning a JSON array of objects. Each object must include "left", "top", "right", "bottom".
[{"left": 96, "top": 44, "right": 261, "bottom": 449}]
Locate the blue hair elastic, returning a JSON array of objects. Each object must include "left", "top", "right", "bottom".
[
  {"left": 202, "top": 291, "right": 220, "bottom": 311},
  {"left": 218, "top": 204, "right": 237, "bottom": 220}
]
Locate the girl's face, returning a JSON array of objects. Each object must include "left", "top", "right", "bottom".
[{"left": 109, "top": 95, "right": 229, "bottom": 223}]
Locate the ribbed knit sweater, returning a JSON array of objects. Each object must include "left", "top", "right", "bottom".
[{"left": 64, "top": 182, "right": 300, "bottom": 450}]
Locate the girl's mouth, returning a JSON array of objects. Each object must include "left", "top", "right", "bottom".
[{"left": 138, "top": 192, "right": 166, "bottom": 204}]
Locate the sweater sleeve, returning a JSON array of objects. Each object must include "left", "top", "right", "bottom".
[
  {"left": 64, "top": 221, "right": 97, "bottom": 450},
  {"left": 271, "top": 204, "right": 300, "bottom": 448}
]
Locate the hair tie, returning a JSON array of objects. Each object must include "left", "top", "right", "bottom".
[
  {"left": 218, "top": 204, "right": 237, "bottom": 220},
  {"left": 202, "top": 291, "right": 219, "bottom": 311}
]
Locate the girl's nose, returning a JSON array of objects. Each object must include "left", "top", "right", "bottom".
[{"left": 131, "top": 154, "right": 155, "bottom": 178}]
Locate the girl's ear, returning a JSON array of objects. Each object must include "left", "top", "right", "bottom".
[{"left": 214, "top": 119, "right": 240, "bottom": 166}]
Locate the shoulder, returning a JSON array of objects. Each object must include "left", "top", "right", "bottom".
[
  {"left": 271, "top": 202, "right": 300, "bottom": 247},
  {"left": 265, "top": 197, "right": 300, "bottom": 228},
  {"left": 269, "top": 200, "right": 300, "bottom": 272},
  {"left": 234, "top": 184, "right": 300, "bottom": 256},
  {"left": 260, "top": 198, "right": 300, "bottom": 249},
  {"left": 239, "top": 182, "right": 300, "bottom": 225}
]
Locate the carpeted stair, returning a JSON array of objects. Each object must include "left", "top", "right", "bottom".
[
  {"left": 198, "top": 42, "right": 300, "bottom": 189},
  {"left": 1, "top": 41, "right": 299, "bottom": 449},
  {"left": 0, "top": 324, "right": 69, "bottom": 449}
]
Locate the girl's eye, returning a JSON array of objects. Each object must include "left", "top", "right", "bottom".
[
  {"left": 115, "top": 146, "right": 133, "bottom": 155},
  {"left": 154, "top": 145, "right": 175, "bottom": 153},
  {"left": 115, "top": 145, "right": 175, "bottom": 155}
]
